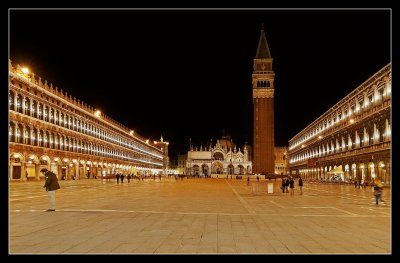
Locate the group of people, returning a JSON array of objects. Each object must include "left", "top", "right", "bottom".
[{"left": 281, "top": 177, "right": 303, "bottom": 195}]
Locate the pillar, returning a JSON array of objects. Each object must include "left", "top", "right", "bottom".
[
  {"left": 35, "top": 163, "right": 40, "bottom": 180},
  {"left": 75, "top": 164, "right": 79, "bottom": 180},
  {"left": 21, "top": 162, "right": 27, "bottom": 181},
  {"left": 9, "top": 162, "right": 13, "bottom": 180}
]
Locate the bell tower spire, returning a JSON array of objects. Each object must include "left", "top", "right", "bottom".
[{"left": 252, "top": 25, "right": 275, "bottom": 174}]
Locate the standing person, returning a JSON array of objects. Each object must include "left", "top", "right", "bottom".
[
  {"left": 281, "top": 178, "right": 286, "bottom": 193},
  {"left": 116, "top": 173, "right": 120, "bottom": 183},
  {"left": 298, "top": 177, "right": 303, "bottom": 195},
  {"left": 373, "top": 179, "right": 385, "bottom": 205},
  {"left": 41, "top": 168, "right": 60, "bottom": 212},
  {"left": 354, "top": 179, "right": 358, "bottom": 188},
  {"left": 247, "top": 176, "right": 250, "bottom": 186},
  {"left": 120, "top": 174, "right": 125, "bottom": 183},
  {"left": 289, "top": 177, "right": 295, "bottom": 196},
  {"left": 285, "top": 177, "right": 290, "bottom": 193},
  {"left": 127, "top": 174, "right": 131, "bottom": 183}
]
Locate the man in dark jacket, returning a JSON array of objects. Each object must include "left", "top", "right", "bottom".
[{"left": 41, "top": 168, "right": 60, "bottom": 212}]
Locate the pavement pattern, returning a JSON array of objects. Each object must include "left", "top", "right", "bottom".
[{"left": 9, "top": 177, "right": 391, "bottom": 254}]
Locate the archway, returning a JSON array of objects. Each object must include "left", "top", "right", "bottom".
[
  {"left": 228, "top": 164, "right": 234, "bottom": 175},
  {"left": 212, "top": 161, "right": 224, "bottom": 174},
  {"left": 10, "top": 152, "right": 24, "bottom": 180},
  {"left": 201, "top": 164, "right": 209, "bottom": 177},
  {"left": 213, "top": 152, "right": 224, "bottom": 161},
  {"left": 238, "top": 165, "right": 244, "bottom": 175},
  {"left": 192, "top": 165, "right": 200, "bottom": 176}
]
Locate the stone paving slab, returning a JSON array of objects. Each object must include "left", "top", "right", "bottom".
[{"left": 9, "top": 178, "right": 391, "bottom": 254}]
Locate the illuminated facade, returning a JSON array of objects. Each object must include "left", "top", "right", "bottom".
[
  {"left": 252, "top": 26, "right": 275, "bottom": 174},
  {"left": 9, "top": 61, "right": 167, "bottom": 181},
  {"left": 288, "top": 64, "right": 391, "bottom": 184},
  {"left": 186, "top": 136, "right": 252, "bottom": 176}
]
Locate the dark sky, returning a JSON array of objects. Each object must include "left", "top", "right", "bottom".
[{"left": 9, "top": 9, "right": 390, "bottom": 159}]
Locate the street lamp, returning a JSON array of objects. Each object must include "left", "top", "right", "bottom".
[
  {"left": 94, "top": 110, "right": 101, "bottom": 118},
  {"left": 21, "top": 67, "right": 29, "bottom": 74}
]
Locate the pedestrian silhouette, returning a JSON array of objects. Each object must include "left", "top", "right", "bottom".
[{"left": 41, "top": 168, "right": 60, "bottom": 212}]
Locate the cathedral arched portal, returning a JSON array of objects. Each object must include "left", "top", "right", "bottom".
[
  {"left": 201, "top": 164, "right": 209, "bottom": 177},
  {"left": 238, "top": 165, "right": 244, "bottom": 175},
  {"left": 193, "top": 165, "right": 200, "bottom": 176},
  {"left": 212, "top": 161, "right": 224, "bottom": 174},
  {"left": 228, "top": 164, "right": 234, "bottom": 175},
  {"left": 213, "top": 152, "right": 224, "bottom": 161}
]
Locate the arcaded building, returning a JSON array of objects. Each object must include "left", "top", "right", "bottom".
[
  {"left": 9, "top": 61, "right": 168, "bottom": 180},
  {"left": 288, "top": 64, "right": 391, "bottom": 185},
  {"left": 252, "top": 26, "right": 275, "bottom": 174}
]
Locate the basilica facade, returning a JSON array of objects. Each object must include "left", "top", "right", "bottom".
[{"left": 186, "top": 136, "right": 252, "bottom": 176}]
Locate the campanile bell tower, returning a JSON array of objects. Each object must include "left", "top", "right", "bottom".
[{"left": 252, "top": 25, "right": 275, "bottom": 174}]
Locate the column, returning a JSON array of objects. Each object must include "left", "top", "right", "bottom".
[
  {"left": 57, "top": 163, "right": 61, "bottom": 178},
  {"left": 75, "top": 164, "right": 79, "bottom": 180},
  {"left": 21, "top": 162, "right": 27, "bottom": 181},
  {"left": 35, "top": 163, "right": 40, "bottom": 180},
  {"left": 385, "top": 161, "right": 390, "bottom": 185},
  {"left": 9, "top": 162, "right": 13, "bottom": 180}
]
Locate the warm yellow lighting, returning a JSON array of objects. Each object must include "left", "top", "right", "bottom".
[
  {"left": 54, "top": 157, "right": 59, "bottom": 161},
  {"left": 166, "top": 142, "right": 169, "bottom": 145},
  {"left": 13, "top": 154, "right": 19, "bottom": 158},
  {"left": 301, "top": 144, "right": 305, "bottom": 148},
  {"left": 350, "top": 119, "right": 355, "bottom": 124},
  {"left": 154, "top": 141, "right": 157, "bottom": 144},
  {"left": 318, "top": 136, "right": 322, "bottom": 139},
  {"left": 21, "top": 67, "right": 29, "bottom": 74},
  {"left": 146, "top": 139, "right": 149, "bottom": 144},
  {"left": 380, "top": 163, "right": 385, "bottom": 168},
  {"left": 130, "top": 130, "right": 134, "bottom": 135},
  {"left": 94, "top": 110, "right": 101, "bottom": 118}
]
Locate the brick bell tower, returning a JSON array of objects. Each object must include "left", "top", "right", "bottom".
[{"left": 252, "top": 25, "right": 275, "bottom": 174}]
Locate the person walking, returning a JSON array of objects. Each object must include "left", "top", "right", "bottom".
[
  {"left": 285, "top": 177, "right": 290, "bottom": 193},
  {"left": 373, "top": 179, "right": 385, "bottom": 205},
  {"left": 281, "top": 178, "right": 286, "bottom": 193},
  {"left": 289, "top": 177, "right": 295, "bottom": 196},
  {"left": 41, "top": 168, "right": 60, "bottom": 212},
  {"left": 116, "top": 173, "right": 120, "bottom": 183},
  {"left": 298, "top": 177, "right": 303, "bottom": 195}
]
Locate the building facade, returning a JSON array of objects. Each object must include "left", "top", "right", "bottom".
[
  {"left": 186, "top": 136, "right": 252, "bottom": 176},
  {"left": 252, "top": 26, "right": 275, "bottom": 174},
  {"left": 9, "top": 61, "right": 167, "bottom": 181},
  {"left": 288, "top": 64, "right": 391, "bottom": 185},
  {"left": 177, "top": 154, "right": 187, "bottom": 175}
]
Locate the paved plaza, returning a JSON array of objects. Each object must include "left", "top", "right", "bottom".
[{"left": 9, "top": 177, "right": 391, "bottom": 254}]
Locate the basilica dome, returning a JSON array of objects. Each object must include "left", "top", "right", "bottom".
[{"left": 218, "top": 135, "right": 236, "bottom": 151}]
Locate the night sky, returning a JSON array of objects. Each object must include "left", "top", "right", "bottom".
[{"left": 9, "top": 9, "right": 390, "bottom": 159}]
